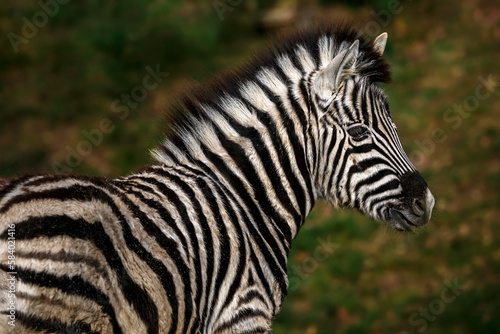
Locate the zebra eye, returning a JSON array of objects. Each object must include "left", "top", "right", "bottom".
[{"left": 347, "top": 125, "right": 370, "bottom": 140}]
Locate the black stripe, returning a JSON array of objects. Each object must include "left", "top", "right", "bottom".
[
  {"left": 210, "top": 179, "right": 248, "bottom": 322},
  {"left": 332, "top": 99, "right": 344, "bottom": 124},
  {"left": 273, "top": 61, "right": 309, "bottom": 128},
  {"left": 352, "top": 168, "right": 395, "bottom": 209},
  {"left": 214, "top": 308, "right": 269, "bottom": 333},
  {"left": 4, "top": 182, "right": 180, "bottom": 333},
  {"left": 222, "top": 117, "right": 297, "bottom": 240},
  {"left": 188, "top": 174, "right": 232, "bottom": 326},
  {"left": 1, "top": 214, "right": 157, "bottom": 334},
  {"left": 373, "top": 193, "right": 402, "bottom": 211},
  {"left": 362, "top": 178, "right": 401, "bottom": 205},
  {"left": 275, "top": 64, "right": 315, "bottom": 216},
  {"left": 126, "top": 174, "right": 206, "bottom": 332},
  {"left": 252, "top": 80, "right": 314, "bottom": 218},
  {"left": 16, "top": 249, "right": 112, "bottom": 284},
  {"left": 140, "top": 165, "right": 223, "bottom": 329},
  {"left": 289, "top": 49, "right": 306, "bottom": 74},
  {"left": 340, "top": 82, "right": 356, "bottom": 122},
  {"left": 369, "top": 90, "right": 379, "bottom": 130},
  {"left": 359, "top": 84, "right": 370, "bottom": 126},
  {"left": 236, "top": 89, "right": 310, "bottom": 221},
  {"left": 2, "top": 310, "right": 101, "bottom": 334},
  {"left": 325, "top": 132, "right": 346, "bottom": 198},
  {"left": 238, "top": 290, "right": 269, "bottom": 309},
  {"left": 157, "top": 145, "right": 181, "bottom": 165},
  {"left": 371, "top": 142, "right": 406, "bottom": 175},
  {"left": 351, "top": 80, "right": 362, "bottom": 121},
  {"left": 154, "top": 171, "right": 214, "bottom": 332},
  {"left": 107, "top": 181, "right": 189, "bottom": 334},
  {"left": 249, "top": 247, "right": 279, "bottom": 308},
  {"left": 0, "top": 263, "right": 122, "bottom": 334},
  {"left": 0, "top": 174, "right": 38, "bottom": 199},
  {"left": 211, "top": 126, "right": 291, "bottom": 250},
  {"left": 186, "top": 170, "right": 234, "bottom": 319},
  {"left": 199, "top": 148, "right": 288, "bottom": 299},
  {"left": 305, "top": 76, "right": 321, "bottom": 183},
  {"left": 168, "top": 164, "right": 278, "bottom": 313}
]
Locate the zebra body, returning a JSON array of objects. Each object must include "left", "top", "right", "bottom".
[
  {"left": 0, "top": 24, "right": 434, "bottom": 333},
  {"left": 0, "top": 169, "right": 286, "bottom": 333}
]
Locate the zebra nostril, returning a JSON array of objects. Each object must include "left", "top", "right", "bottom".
[{"left": 412, "top": 198, "right": 425, "bottom": 217}]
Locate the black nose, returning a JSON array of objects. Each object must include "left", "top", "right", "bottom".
[
  {"left": 389, "top": 172, "right": 435, "bottom": 230},
  {"left": 400, "top": 171, "right": 428, "bottom": 200}
]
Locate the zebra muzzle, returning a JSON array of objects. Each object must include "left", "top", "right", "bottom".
[
  {"left": 389, "top": 172, "right": 435, "bottom": 231},
  {"left": 389, "top": 188, "right": 435, "bottom": 231}
]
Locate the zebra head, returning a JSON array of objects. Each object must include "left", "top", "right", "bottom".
[{"left": 310, "top": 32, "right": 435, "bottom": 231}]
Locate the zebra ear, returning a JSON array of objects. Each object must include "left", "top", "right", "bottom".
[
  {"left": 373, "top": 32, "right": 388, "bottom": 56},
  {"left": 315, "top": 39, "right": 359, "bottom": 100}
]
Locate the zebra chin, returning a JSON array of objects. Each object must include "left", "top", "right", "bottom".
[{"left": 386, "top": 182, "right": 435, "bottom": 231}]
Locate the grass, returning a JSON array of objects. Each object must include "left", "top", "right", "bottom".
[{"left": 1, "top": 0, "right": 499, "bottom": 333}]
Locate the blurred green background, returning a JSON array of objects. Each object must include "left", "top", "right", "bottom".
[{"left": 1, "top": 0, "right": 499, "bottom": 333}]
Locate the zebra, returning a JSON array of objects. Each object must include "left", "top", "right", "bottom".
[{"left": 0, "top": 23, "right": 434, "bottom": 333}]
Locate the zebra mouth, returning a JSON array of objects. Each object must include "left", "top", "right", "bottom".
[{"left": 388, "top": 209, "right": 417, "bottom": 231}]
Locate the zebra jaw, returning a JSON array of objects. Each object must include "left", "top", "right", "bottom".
[{"left": 389, "top": 209, "right": 418, "bottom": 231}]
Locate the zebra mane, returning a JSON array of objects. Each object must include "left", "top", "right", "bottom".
[{"left": 154, "top": 22, "right": 391, "bottom": 165}]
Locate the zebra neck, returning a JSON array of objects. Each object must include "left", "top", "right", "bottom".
[
  {"left": 153, "top": 110, "right": 316, "bottom": 243},
  {"left": 152, "top": 59, "right": 322, "bottom": 242}
]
